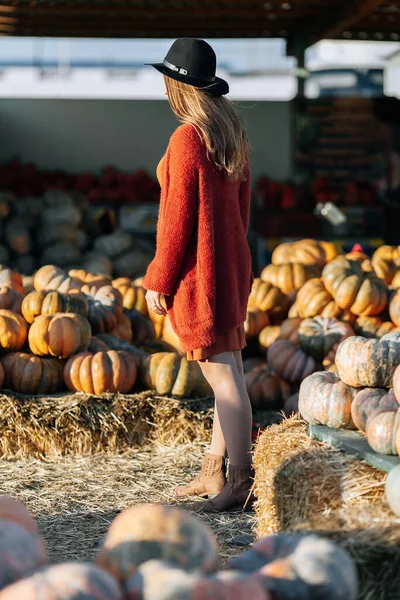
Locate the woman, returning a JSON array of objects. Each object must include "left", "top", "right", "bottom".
[{"left": 143, "top": 38, "right": 254, "bottom": 512}]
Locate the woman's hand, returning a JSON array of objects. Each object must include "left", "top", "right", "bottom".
[{"left": 146, "top": 290, "right": 167, "bottom": 316}]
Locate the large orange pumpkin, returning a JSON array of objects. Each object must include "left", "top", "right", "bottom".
[
  {"left": 389, "top": 289, "right": 400, "bottom": 327},
  {"left": 64, "top": 350, "right": 138, "bottom": 394},
  {"left": 261, "top": 263, "right": 320, "bottom": 295},
  {"left": 33, "top": 265, "right": 82, "bottom": 293},
  {"left": 392, "top": 270, "right": 400, "bottom": 289},
  {"left": 0, "top": 519, "right": 47, "bottom": 590},
  {"left": 322, "top": 256, "right": 388, "bottom": 316},
  {"left": 28, "top": 313, "right": 91, "bottom": 358},
  {"left": 80, "top": 285, "right": 123, "bottom": 334},
  {"left": 21, "top": 290, "right": 88, "bottom": 324},
  {"left": 68, "top": 269, "right": 111, "bottom": 290},
  {"left": 351, "top": 388, "right": 398, "bottom": 432},
  {"left": 0, "top": 287, "right": 24, "bottom": 313},
  {"left": 0, "top": 497, "right": 38, "bottom": 537},
  {"left": 335, "top": 336, "right": 400, "bottom": 388},
  {"left": 298, "top": 316, "right": 354, "bottom": 361},
  {"left": 1, "top": 353, "right": 65, "bottom": 395},
  {"left": 272, "top": 239, "right": 327, "bottom": 268},
  {"left": 372, "top": 245, "right": 400, "bottom": 263},
  {"left": 267, "top": 340, "right": 319, "bottom": 383},
  {"left": 0, "top": 310, "right": 28, "bottom": 352},
  {"left": 248, "top": 279, "right": 289, "bottom": 321},
  {"left": 366, "top": 406, "right": 400, "bottom": 455},
  {"left": 244, "top": 308, "right": 270, "bottom": 339},
  {"left": 354, "top": 315, "right": 398, "bottom": 339},
  {"left": 245, "top": 364, "right": 291, "bottom": 410},
  {"left": 0, "top": 562, "right": 123, "bottom": 600},
  {"left": 371, "top": 254, "right": 398, "bottom": 285},
  {"left": 96, "top": 504, "right": 218, "bottom": 582},
  {"left": 295, "top": 278, "right": 355, "bottom": 323},
  {"left": 299, "top": 371, "right": 355, "bottom": 429},
  {"left": 112, "top": 278, "right": 148, "bottom": 314},
  {"left": 141, "top": 352, "right": 211, "bottom": 398}
]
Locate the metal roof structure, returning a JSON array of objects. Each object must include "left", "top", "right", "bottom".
[{"left": 0, "top": 1, "right": 399, "bottom": 45}]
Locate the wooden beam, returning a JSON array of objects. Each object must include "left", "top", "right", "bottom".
[{"left": 308, "top": 0, "right": 386, "bottom": 44}]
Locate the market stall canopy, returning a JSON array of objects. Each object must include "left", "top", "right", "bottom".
[{"left": 0, "top": 1, "right": 399, "bottom": 45}]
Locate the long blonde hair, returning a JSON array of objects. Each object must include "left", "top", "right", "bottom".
[{"left": 164, "top": 76, "right": 249, "bottom": 182}]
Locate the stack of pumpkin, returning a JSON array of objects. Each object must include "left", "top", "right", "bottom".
[
  {"left": 243, "top": 240, "right": 400, "bottom": 416},
  {"left": 0, "top": 264, "right": 211, "bottom": 399},
  {"left": 0, "top": 190, "right": 154, "bottom": 278},
  {"left": 298, "top": 334, "right": 400, "bottom": 459},
  {"left": 0, "top": 496, "right": 358, "bottom": 600}
]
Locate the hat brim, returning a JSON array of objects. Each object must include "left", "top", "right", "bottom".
[{"left": 146, "top": 62, "right": 229, "bottom": 96}]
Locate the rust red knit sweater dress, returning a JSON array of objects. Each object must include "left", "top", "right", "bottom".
[{"left": 143, "top": 124, "right": 253, "bottom": 360}]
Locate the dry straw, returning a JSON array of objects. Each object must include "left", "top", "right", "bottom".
[
  {"left": 0, "top": 391, "right": 214, "bottom": 458},
  {"left": 253, "top": 414, "right": 400, "bottom": 600}
]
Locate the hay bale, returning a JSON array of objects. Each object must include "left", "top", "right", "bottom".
[
  {"left": 253, "top": 416, "right": 400, "bottom": 600},
  {"left": 0, "top": 391, "right": 213, "bottom": 459}
]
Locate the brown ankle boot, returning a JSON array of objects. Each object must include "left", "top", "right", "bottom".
[
  {"left": 195, "top": 463, "right": 255, "bottom": 512},
  {"left": 174, "top": 453, "right": 227, "bottom": 499}
]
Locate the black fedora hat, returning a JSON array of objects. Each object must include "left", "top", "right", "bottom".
[{"left": 146, "top": 38, "right": 229, "bottom": 96}]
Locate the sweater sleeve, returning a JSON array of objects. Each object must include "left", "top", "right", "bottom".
[{"left": 143, "top": 126, "right": 199, "bottom": 296}]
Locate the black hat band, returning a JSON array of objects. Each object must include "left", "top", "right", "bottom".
[{"left": 163, "top": 59, "right": 215, "bottom": 83}]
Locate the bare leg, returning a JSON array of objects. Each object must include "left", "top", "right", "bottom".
[
  {"left": 198, "top": 351, "right": 252, "bottom": 466},
  {"left": 233, "top": 349, "right": 246, "bottom": 384},
  {"left": 209, "top": 403, "right": 227, "bottom": 458}
]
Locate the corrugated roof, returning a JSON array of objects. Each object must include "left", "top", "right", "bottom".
[{"left": 0, "top": 1, "right": 399, "bottom": 44}]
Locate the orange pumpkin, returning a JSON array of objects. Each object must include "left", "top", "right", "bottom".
[
  {"left": 0, "top": 519, "right": 47, "bottom": 590},
  {"left": 267, "top": 340, "right": 319, "bottom": 383},
  {"left": 0, "top": 497, "right": 38, "bottom": 537},
  {"left": 0, "top": 310, "right": 28, "bottom": 352},
  {"left": 96, "top": 504, "right": 218, "bottom": 582},
  {"left": 244, "top": 308, "right": 270, "bottom": 339},
  {"left": 0, "top": 562, "right": 123, "bottom": 600},
  {"left": 248, "top": 279, "right": 289, "bottom": 321},
  {"left": 321, "top": 256, "right": 388, "bottom": 316},
  {"left": 64, "top": 350, "right": 137, "bottom": 395},
  {"left": 33, "top": 265, "right": 82, "bottom": 293},
  {"left": 112, "top": 278, "right": 148, "bottom": 314},
  {"left": 354, "top": 315, "right": 398, "bottom": 339},
  {"left": 299, "top": 371, "right": 355, "bottom": 429},
  {"left": 28, "top": 313, "right": 91, "bottom": 358},
  {"left": 371, "top": 254, "right": 398, "bottom": 284},
  {"left": 258, "top": 325, "right": 281, "bottom": 351},
  {"left": 298, "top": 316, "right": 354, "bottom": 361},
  {"left": 69, "top": 269, "right": 111, "bottom": 289},
  {"left": 389, "top": 289, "right": 400, "bottom": 327},
  {"left": 335, "top": 336, "right": 400, "bottom": 388},
  {"left": 21, "top": 290, "right": 88, "bottom": 324},
  {"left": 372, "top": 245, "right": 400, "bottom": 263},
  {"left": 1, "top": 353, "right": 65, "bottom": 395},
  {"left": 392, "top": 270, "right": 400, "bottom": 289},
  {"left": 320, "top": 240, "right": 339, "bottom": 263},
  {"left": 0, "top": 287, "right": 24, "bottom": 313},
  {"left": 0, "top": 267, "right": 24, "bottom": 295},
  {"left": 261, "top": 263, "right": 320, "bottom": 295},
  {"left": 295, "top": 278, "right": 355, "bottom": 323},
  {"left": 110, "top": 312, "right": 133, "bottom": 342},
  {"left": 366, "top": 406, "right": 400, "bottom": 455},
  {"left": 351, "top": 388, "right": 398, "bottom": 432},
  {"left": 80, "top": 285, "right": 123, "bottom": 334},
  {"left": 161, "top": 315, "right": 182, "bottom": 352},
  {"left": 272, "top": 239, "right": 327, "bottom": 268},
  {"left": 245, "top": 364, "right": 291, "bottom": 410}
]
